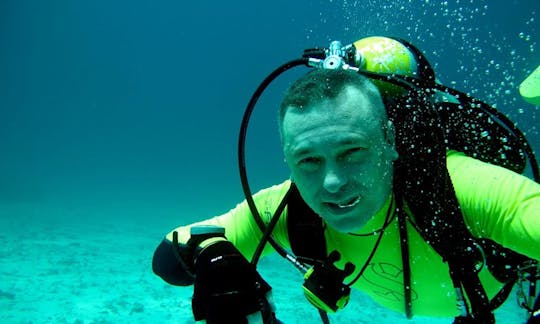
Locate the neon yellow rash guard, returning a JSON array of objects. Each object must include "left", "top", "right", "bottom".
[{"left": 166, "top": 151, "right": 540, "bottom": 317}]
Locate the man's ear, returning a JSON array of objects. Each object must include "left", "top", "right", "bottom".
[
  {"left": 385, "top": 120, "right": 395, "bottom": 144},
  {"left": 385, "top": 120, "right": 399, "bottom": 161}
]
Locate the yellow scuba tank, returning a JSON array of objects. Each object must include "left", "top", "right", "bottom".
[{"left": 352, "top": 36, "right": 419, "bottom": 96}]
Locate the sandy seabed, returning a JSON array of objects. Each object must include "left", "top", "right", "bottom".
[{"left": 0, "top": 202, "right": 528, "bottom": 323}]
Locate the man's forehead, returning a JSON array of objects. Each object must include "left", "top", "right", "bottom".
[
  {"left": 285, "top": 130, "right": 371, "bottom": 154},
  {"left": 284, "top": 86, "right": 383, "bottom": 121}
]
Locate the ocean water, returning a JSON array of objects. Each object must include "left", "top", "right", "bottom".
[{"left": 1, "top": 0, "right": 539, "bottom": 323}]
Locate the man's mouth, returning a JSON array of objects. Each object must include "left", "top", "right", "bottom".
[
  {"left": 338, "top": 196, "right": 361, "bottom": 208},
  {"left": 327, "top": 196, "right": 362, "bottom": 209}
]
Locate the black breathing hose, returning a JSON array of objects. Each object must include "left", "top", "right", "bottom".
[{"left": 237, "top": 58, "right": 309, "bottom": 263}]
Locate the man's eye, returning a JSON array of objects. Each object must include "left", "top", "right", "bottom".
[
  {"left": 342, "top": 148, "right": 367, "bottom": 161},
  {"left": 297, "top": 157, "right": 321, "bottom": 170},
  {"left": 299, "top": 157, "right": 321, "bottom": 165}
]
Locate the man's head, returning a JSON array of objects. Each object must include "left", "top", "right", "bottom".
[{"left": 279, "top": 69, "right": 398, "bottom": 232}]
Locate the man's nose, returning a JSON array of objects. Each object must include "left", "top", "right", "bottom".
[{"left": 323, "top": 165, "right": 347, "bottom": 194}]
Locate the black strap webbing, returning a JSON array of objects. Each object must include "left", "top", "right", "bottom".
[
  {"left": 287, "top": 185, "right": 327, "bottom": 262},
  {"left": 396, "top": 196, "right": 413, "bottom": 318}
]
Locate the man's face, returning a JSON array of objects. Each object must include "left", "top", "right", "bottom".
[{"left": 282, "top": 86, "right": 398, "bottom": 232}]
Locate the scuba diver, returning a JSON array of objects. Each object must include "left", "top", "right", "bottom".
[{"left": 152, "top": 36, "right": 540, "bottom": 323}]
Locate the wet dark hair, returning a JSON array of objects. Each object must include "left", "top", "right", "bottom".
[{"left": 278, "top": 69, "right": 386, "bottom": 130}]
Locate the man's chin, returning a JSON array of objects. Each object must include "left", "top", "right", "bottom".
[
  {"left": 324, "top": 216, "right": 362, "bottom": 233},
  {"left": 320, "top": 206, "right": 374, "bottom": 233}
]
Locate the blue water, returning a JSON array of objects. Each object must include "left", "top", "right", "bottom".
[{"left": 0, "top": 0, "right": 538, "bottom": 323}]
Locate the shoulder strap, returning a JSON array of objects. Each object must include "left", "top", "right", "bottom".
[{"left": 287, "top": 184, "right": 327, "bottom": 263}]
